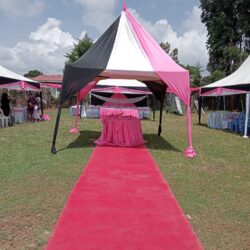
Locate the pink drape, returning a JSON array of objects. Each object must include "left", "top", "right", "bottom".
[
  {"left": 125, "top": 7, "right": 196, "bottom": 158},
  {"left": 91, "top": 86, "right": 152, "bottom": 95},
  {"left": 69, "top": 92, "right": 80, "bottom": 134},
  {"left": 201, "top": 87, "right": 247, "bottom": 96},
  {"left": 41, "top": 83, "right": 62, "bottom": 89},
  {"left": 78, "top": 80, "right": 98, "bottom": 101},
  {"left": 69, "top": 81, "right": 99, "bottom": 133},
  {"left": 103, "top": 93, "right": 136, "bottom": 108},
  {"left": 125, "top": 9, "right": 190, "bottom": 106}
]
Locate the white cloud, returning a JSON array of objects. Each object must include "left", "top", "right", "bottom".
[
  {"left": 129, "top": 6, "right": 208, "bottom": 68},
  {"left": 0, "top": 0, "right": 45, "bottom": 17},
  {"left": 0, "top": 5, "right": 208, "bottom": 75},
  {"left": 75, "top": 0, "right": 118, "bottom": 32},
  {"left": 0, "top": 18, "right": 75, "bottom": 74}
]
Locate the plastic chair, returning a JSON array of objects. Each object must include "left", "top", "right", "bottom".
[
  {"left": 14, "top": 111, "right": 24, "bottom": 123},
  {"left": 0, "top": 109, "right": 9, "bottom": 128}
]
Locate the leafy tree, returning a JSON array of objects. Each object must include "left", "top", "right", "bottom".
[
  {"left": 170, "top": 48, "right": 179, "bottom": 64},
  {"left": 186, "top": 64, "right": 202, "bottom": 86},
  {"left": 160, "top": 42, "right": 171, "bottom": 54},
  {"left": 160, "top": 41, "right": 179, "bottom": 63},
  {"left": 200, "top": 0, "right": 250, "bottom": 75},
  {"left": 65, "top": 34, "right": 93, "bottom": 63},
  {"left": 24, "top": 70, "right": 43, "bottom": 78}
]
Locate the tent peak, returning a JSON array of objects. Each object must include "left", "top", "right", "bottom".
[{"left": 122, "top": 1, "right": 127, "bottom": 10}]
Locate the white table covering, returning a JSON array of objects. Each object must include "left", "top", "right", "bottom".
[
  {"left": 11, "top": 107, "right": 27, "bottom": 123},
  {"left": 207, "top": 111, "right": 240, "bottom": 129},
  {"left": 69, "top": 105, "right": 86, "bottom": 117}
]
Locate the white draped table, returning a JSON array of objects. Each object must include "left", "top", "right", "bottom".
[
  {"left": 11, "top": 107, "right": 28, "bottom": 123},
  {"left": 207, "top": 111, "right": 240, "bottom": 129}
]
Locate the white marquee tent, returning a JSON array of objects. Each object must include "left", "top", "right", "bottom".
[
  {"left": 0, "top": 65, "right": 38, "bottom": 84},
  {"left": 201, "top": 55, "right": 250, "bottom": 138}
]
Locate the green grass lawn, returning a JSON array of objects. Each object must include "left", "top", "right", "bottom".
[{"left": 0, "top": 109, "right": 249, "bottom": 249}]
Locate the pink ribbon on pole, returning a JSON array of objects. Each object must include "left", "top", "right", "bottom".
[
  {"left": 184, "top": 105, "right": 197, "bottom": 158},
  {"left": 69, "top": 93, "right": 80, "bottom": 134}
]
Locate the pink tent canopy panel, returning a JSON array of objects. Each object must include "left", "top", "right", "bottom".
[
  {"left": 201, "top": 87, "right": 248, "bottom": 96},
  {"left": 0, "top": 81, "right": 40, "bottom": 91}
]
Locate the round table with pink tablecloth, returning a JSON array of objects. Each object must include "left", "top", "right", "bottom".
[{"left": 95, "top": 107, "right": 144, "bottom": 146}]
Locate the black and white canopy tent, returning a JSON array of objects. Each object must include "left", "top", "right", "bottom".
[
  {"left": 200, "top": 55, "right": 250, "bottom": 138},
  {"left": 51, "top": 4, "right": 196, "bottom": 158}
]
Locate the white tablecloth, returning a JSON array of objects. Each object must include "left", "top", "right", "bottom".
[
  {"left": 12, "top": 107, "right": 27, "bottom": 123},
  {"left": 84, "top": 106, "right": 150, "bottom": 119},
  {"left": 207, "top": 111, "right": 240, "bottom": 129},
  {"left": 69, "top": 105, "right": 86, "bottom": 117}
]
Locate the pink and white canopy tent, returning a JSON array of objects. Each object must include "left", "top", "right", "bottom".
[{"left": 52, "top": 3, "right": 196, "bottom": 157}]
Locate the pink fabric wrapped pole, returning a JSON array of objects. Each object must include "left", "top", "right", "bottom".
[
  {"left": 69, "top": 81, "right": 98, "bottom": 134},
  {"left": 69, "top": 93, "right": 80, "bottom": 134},
  {"left": 184, "top": 105, "right": 197, "bottom": 158},
  {"left": 78, "top": 80, "right": 98, "bottom": 101}
]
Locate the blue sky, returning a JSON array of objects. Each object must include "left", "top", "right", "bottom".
[{"left": 0, "top": 0, "right": 207, "bottom": 74}]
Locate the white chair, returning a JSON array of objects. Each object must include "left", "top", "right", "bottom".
[
  {"left": 0, "top": 109, "right": 9, "bottom": 128},
  {"left": 14, "top": 111, "right": 24, "bottom": 124}
]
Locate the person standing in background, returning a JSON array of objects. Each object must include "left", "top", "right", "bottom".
[
  {"left": 27, "top": 94, "right": 36, "bottom": 121},
  {"left": 1, "top": 93, "right": 11, "bottom": 116}
]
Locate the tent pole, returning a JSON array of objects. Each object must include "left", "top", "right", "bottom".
[
  {"left": 69, "top": 93, "right": 80, "bottom": 133},
  {"left": 153, "top": 96, "right": 156, "bottom": 121},
  {"left": 184, "top": 104, "right": 196, "bottom": 158},
  {"left": 243, "top": 93, "right": 250, "bottom": 138},
  {"left": 51, "top": 99, "right": 62, "bottom": 154},
  {"left": 217, "top": 96, "right": 220, "bottom": 110},
  {"left": 198, "top": 96, "right": 202, "bottom": 124},
  {"left": 158, "top": 92, "right": 165, "bottom": 136},
  {"left": 223, "top": 95, "right": 226, "bottom": 111},
  {"left": 40, "top": 91, "right": 44, "bottom": 117},
  {"left": 80, "top": 100, "right": 83, "bottom": 119}
]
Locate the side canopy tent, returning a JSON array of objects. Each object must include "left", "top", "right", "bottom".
[
  {"left": 200, "top": 55, "right": 250, "bottom": 137},
  {"left": 0, "top": 64, "right": 40, "bottom": 89},
  {"left": 0, "top": 81, "right": 40, "bottom": 91},
  {"left": 51, "top": 3, "right": 196, "bottom": 157},
  {"left": 0, "top": 65, "right": 43, "bottom": 113}
]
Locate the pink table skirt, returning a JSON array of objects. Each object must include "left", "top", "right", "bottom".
[
  {"left": 95, "top": 116, "right": 144, "bottom": 147},
  {"left": 99, "top": 107, "right": 140, "bottom": 119}
]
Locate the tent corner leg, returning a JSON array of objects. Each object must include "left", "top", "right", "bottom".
[
  {"left": 158, "top": 125, "right": 162, "bottom": 136},
  {"left": 51, "top": 147, "right": 57, "bottom": 154}
]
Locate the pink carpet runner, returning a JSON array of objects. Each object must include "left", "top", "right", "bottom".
[{"left": 47, "top": 146, "right": 203, "bottom": 250}]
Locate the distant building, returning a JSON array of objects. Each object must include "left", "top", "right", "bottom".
[{"left": 32, "top": 74, "right": 62, "bottom": 98}]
